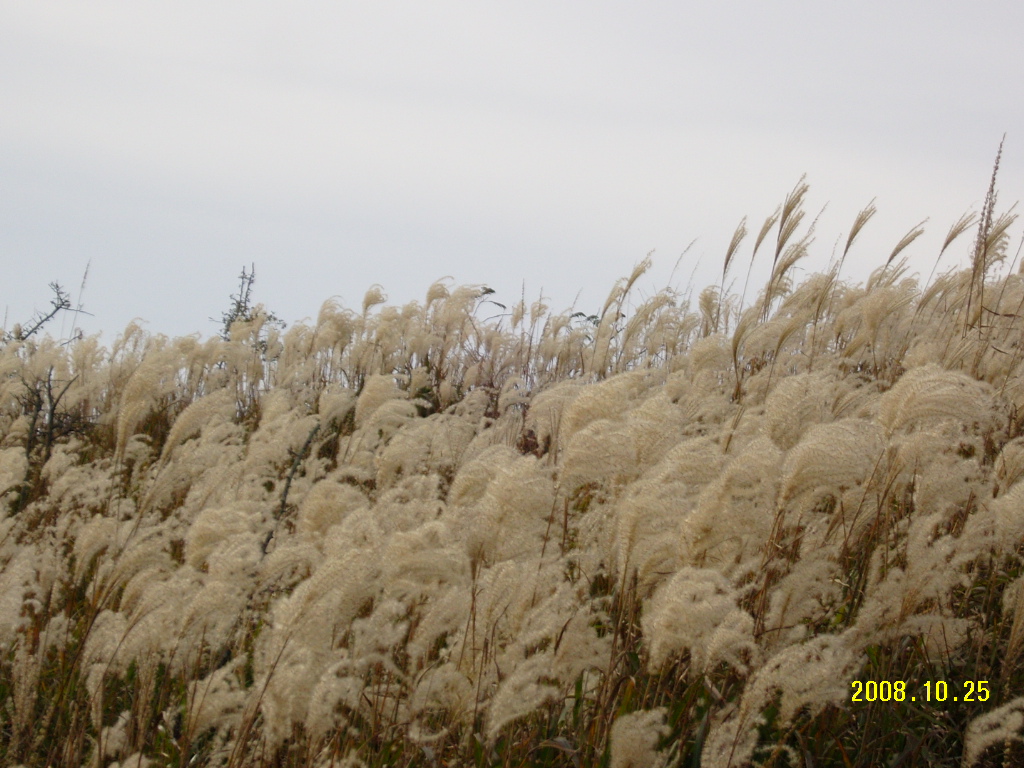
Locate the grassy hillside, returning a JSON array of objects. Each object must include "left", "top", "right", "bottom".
[{"left": 3, "top": 179, "right": 1024, "bottom": 767}]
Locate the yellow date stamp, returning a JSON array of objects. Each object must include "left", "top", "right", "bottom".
[{"left": 850, "top": 680, "right": 991, "bottom": 703}]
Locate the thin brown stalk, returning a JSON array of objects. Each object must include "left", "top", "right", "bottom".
[{"left": 965, "top": 134, "right": 1006, "bottom": 337}]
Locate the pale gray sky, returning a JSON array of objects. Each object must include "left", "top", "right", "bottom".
[{"left": 3, "top": 2, "right": 1023, "bottom": 340}]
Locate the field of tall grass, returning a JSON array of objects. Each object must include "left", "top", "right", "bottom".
[{"left": 3, "top": 172, "right": 1024, "bottom": 767}]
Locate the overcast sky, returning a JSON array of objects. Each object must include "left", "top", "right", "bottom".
[{"left": 3, "top": 2, "right": 1023, "bottom": 342}]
